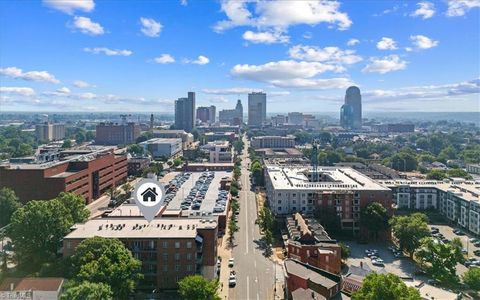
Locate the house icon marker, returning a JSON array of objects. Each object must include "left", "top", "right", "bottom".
[{"left": 140, "top": 187, "right": 158, "bottom": 202}]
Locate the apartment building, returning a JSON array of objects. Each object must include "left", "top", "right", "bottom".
[
  {"left": 265, "top": 165, "right": 392, "bottom": 233},
  {"left": 35, "top": 123, "right": 65, "bottom": 142},
  {"left": 62, "top": 218, "right": 218, "bottom": 291},
  {"left": 0, "top": 146, "right": 127, "bottom": 203},
  {"left": 200, "top": 141, "right": 233, "bottom": 163},
  {"left": 151, "top": 129, "right": 194, "bottom": 150},
  {"left": 381, "top": 179, "right": 480, "bottom": 236},
  {"left": 95, "top": 122, "right": 141, "bottom": 146},
  {"left": 251, "top": 135, "right": 295, "bottom": 149}
]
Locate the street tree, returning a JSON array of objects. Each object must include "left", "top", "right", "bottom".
[
  {"left": 70, "top": 237, "right": 142, "bottom": 299},
  {"left": 7, "top": 199, "right": 74, "bottom": 270},
  {"left": 415, "top": 237, "right": 462, "bottom": 284},
  {"left": 360, "top": 202, "right": 389, "bottom": 240},
  {"left": 339, "top": 242, "right": 350, "bottom": 262},
  {"left": 127, "top": 144, "right": 144, "bottom": 156},
  {"left": 178, "top": 275, "right": 220, "bottom": 300},
  {"left": 56, "top": 192, "right": 90, "bottom": 224},
  {"left": 389, "top": 213, "right": 430, "bottom": 257},
  {"left": 60, "top": 281, "right": 113, "bottom": 300},
  {"left": 462, "top": 267, "right": 480, "bottom": 291},
  {"left": 0, "top": 188, "right": 22, "bottom": 227},
  {"left": 352, "top": 273, "right": 421, "bottom": 300}
]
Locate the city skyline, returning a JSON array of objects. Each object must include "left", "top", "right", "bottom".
[{"left": 0, "top": 0, "right": 479, "bottom": 113}]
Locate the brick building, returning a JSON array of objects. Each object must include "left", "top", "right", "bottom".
[
  {"left": 284, "top": 259, "right": 342, "bottom": 300},
  {"left": 265, "top": 165, "right": 393, "bottom": 235},
  {"left": 95, "top": 122, "right": 141, "bottom": 146},
  {"left": 286, "top": 213, "right": 341, "bottom": 274},
  {"left": 62, "top": 218, "right": 218, "bottom": 291},
  {"left": 0, "top": 146, "right": 127, "bottom": 204}
]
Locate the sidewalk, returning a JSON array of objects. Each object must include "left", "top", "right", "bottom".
[{"left": 217, "top": 210, "right": 233, "bottom": 300}]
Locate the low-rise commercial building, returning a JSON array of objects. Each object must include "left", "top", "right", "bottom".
[
  {"left": 265, "top": 165, "right": 392, "bottom": 234},
  {"left": 95, "top": 122, "right": 141, "bottom": 145},
  {"left": 200, "top": 141, "right": 233, "bottom": 163},
  {"left": 62, "top": 218, "right": 218, "bottom": 291},
  {"left": 127, "top": 156, "right": 151, "bottom": 176},
  {"left": 371, "top": 123, "right": 415, "bottom": 133},
  {"left": 152, "top": 129, "right": 194, "bottom": 150},
  {"left": 286, "top": 213, "right": 341, "bottom": 274},
  {"left": 0, "top": 146, "right": 127, "bottom": 203},
  {"left": 251, "top": 135, "right": 295, "bottom": 149},
  {"left": 203, "top": 132, "right": 237, "bottom": 142},
  {"left": 0, "top": 277, "right": 65, "bottom": 300},
  {"left": 140, "top": 138, "right": 182, "bottom": 159},
  {"left": 467, "top": 164, "right": 480, "bottom": 175}
]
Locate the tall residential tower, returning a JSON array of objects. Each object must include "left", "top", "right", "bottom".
[
  {"left": 248, "top": 92, "right": 266, "bottom": 126},
  {"left": 175, "top": 92, "right": 195, "bottom": 132}
]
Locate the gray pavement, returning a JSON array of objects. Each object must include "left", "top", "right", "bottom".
[{"left": 228, "top": 136, "right": 282, "bottom": 300}]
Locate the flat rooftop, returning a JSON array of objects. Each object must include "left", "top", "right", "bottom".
[
  {"left": 266, "top": 165, "right": 390, "bottom": 191},
  {"left": 140, "top": 138, "right": 182, "bottom": 145},
  {"left": 380, "top": 180, "right": 480, "bottom": 203},
  {"left": 284, "top": 259, "right": 338, "bottom": 289},
  {"left": 64, "top": 218, "right": 217, "bottom": 239},
  {"left": 161, "top": 171, "right": 231, "bottom": 215}
]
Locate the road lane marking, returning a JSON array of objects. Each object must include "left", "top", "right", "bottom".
[
  {"left": 247, "top": 275, "right": 250, "bottom": 299},
  {"left": 245, "top": 186, "right": 249, "bottom": 254}
]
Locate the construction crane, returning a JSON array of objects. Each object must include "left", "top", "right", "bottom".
[{"left": 311, "top": 139, "right": 319, "bottom": 182}]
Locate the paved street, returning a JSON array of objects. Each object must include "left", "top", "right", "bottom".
[{"left": 228, "top": 136, "right": 282, "bottom": 300}]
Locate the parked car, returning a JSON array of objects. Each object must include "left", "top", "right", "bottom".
[
  {"left": 228, "top": 258, "right": 234, "bottom": 267},
  {"left": 473, "top": 250, "right": 480, "bottom": 256},
  {"left": 372, "top": 259, "right": 384, "bottom": 266}
]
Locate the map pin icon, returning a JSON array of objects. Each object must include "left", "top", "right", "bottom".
[{"left": 133, "top": 178, "right": 166, "bottom": 222}]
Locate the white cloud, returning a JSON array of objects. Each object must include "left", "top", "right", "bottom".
[
  {"left": 78, "top": 92, "right": 97, "bottom": 99},
  {"left": 140, "top": 17, "right": 162, "bottom": 37},
  {"left": 73, "top": 80, "right": 92, "bottom": 88},
  {"left": 288, "top": 45, "right": 362, "bottom": 66},
  {"left": 269, "top": 91, "right": 291, "bottom": 97},
  {"left": 0, "top": 66, "right": 59, "bottom": 83},
  {"left": 376, "top": 37, "right": 397, "bottom": 50},
  {"left": 56, "top": 87, "right": 71, "bottom": 94},
  {"left": 411, "top": 1, "right": 435, "bottom": 19},
  {"left": 231, "top": 60, "right": 352, "bottom": 89},
  {"left": 364, "top": 78, "right": 480, "bottom": 101},
  {"left": 73, "top": 16, "right": 104, "bottom": 35},
  {"left": 446, "top": 0, "right": 480, "bottom": 17},
  {"left": 84, "top": 47, "right": 132, "bottom": 56},
  {"left": 185, "top": 55, "right": 210, "bottom": 65},
  {"left": 43, "top": 0, "right": 94, "bottom": 14},
  {"left": 0, "top": 87, "right": 36, "bottom": 96},
  {"left": 362, "top": 55, "right": 407, "bottom": 74},
  {"left": 347, "top": 38, "right": 360, "bottom": 46},
  {"left": 303, "top": 32, "right": 313, "bottom": 39},
  {"left": 153, "top": 54, "right": 175, "bottom": 64},
  {"left": 180, "top": 0, "right": 188, "bottom": 6},
  {"left": 207, "top": 96, "right": 229, "bottom": 103},
  {"left": 373, "top": 5, "right": 399, "bottom": 16},
  {"left": 410, "top": 35, "right": 439, "bottom": 49},
  {"left": 214, "top": 0, "right": 352, "bottom": 32},
  {"left": 242, "top": 31, "right": 289, "bottom": 44}
]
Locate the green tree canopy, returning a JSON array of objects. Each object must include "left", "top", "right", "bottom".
[
  {"left": 339, "top": 242, "right": 350, "bottom": 261},
  {"left": 7, "top": 193, "right": 88, "bottom": 269},
  {"left": 360, "top": 202, "right": 389, "bottom": 240},
  {"left": 0, "top": 188, "right": 22, "bottom": 227},
  {"left": 462, "top": 267, "right": 480, "bottom": 291},
  {"left": 389, "top": 213, "right": 430, "bottom": 257},
  {"left": 426, "top": 169, "right": 446, "bottom": 180},
  {"left": 178, "top": 275, "right": 220, "bottom": 300},
  {"left": 415, "top": 237, "right": 463, "bottom": 284},
  {"left": 127, "top": 144, "right": 144, "bottom": 156},
  {"left": 352, "top": 273, "right": 421, "bottom": 300},
  {"left": 60, "top": 281, "right": 113, "bottom": 300},
  {"left": 70, "top": 237, "right": 142, "bottom": 299},
  {"left": 62, "top": 139, "right": 72, "bottom": 148}
]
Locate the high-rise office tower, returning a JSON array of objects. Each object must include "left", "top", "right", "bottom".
[
  {"left": 196, "top": 105, "right": 216, "bottom": 124},
  {"left": 150, "top": 114, "right": 154, "bottom": 130},
  {"left": 175, "top": 92, "right": 195, "bottom": 132},
  {"left": 218, "top": 99, "right": 243, "bottom": 125},
  {"left": 340, "top": 86, "right": 362, "bottom": 130},
  {"left": 248, "top": 92, "right": 266, "bottom": 126}
]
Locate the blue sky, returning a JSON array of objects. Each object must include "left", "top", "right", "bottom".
[{"left": 0, "top": 0, "right": 479, "bottom": 113}]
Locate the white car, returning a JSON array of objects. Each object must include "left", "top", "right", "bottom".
[
  {"left": 372, "top": 258, "right": 384, "bottom": 266},
  {"left": 228, "top": 258, "right": 234, "bottom": 267}
]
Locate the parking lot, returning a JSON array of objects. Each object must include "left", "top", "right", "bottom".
[
  {"left": 162, "top": 171, "right": 231, "bottom": 214},
  {"left": 429, "top": 224, "right": 479, "bottom": 275},
  {"left": 344, "top": 241, "right": 418, "bottom": 279}
]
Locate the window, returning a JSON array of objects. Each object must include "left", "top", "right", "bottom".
[
  {"left": 278, "top": 207, "right": 282, "bottom": 211},
  {"left": 163, "top": 265, "right": 168, "bottom": 272},
  {"left": 187, "top": 253, "right": 192, "bottom": 260},
  {"left": 175, "top": 253, "right": 180, "bottom": 260},
  {"left": 66, "top": 241, "right": 71, "bottom": 249},
  {"left": 175, "top": 265, "right": 180, "bottom": 271},
  {"left": 175, "top": 242, "right": 180, "bottom": 249},
  {"left": 187, "top": 242, "right": 192, "bottom": 248},
  {"left": 187, "top": 265, "right": 192, "bottom": 272},
  {"left": 163, "top": 241, "right": 168, "bottom": 249},
  {"left": 163, "top": 253, "right": 168, "bottom": 261},
  {"left": 278, "top": 200, "right": 281, "bottom": 204}
]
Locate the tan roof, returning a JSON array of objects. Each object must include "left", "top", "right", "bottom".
[
  {"left": 0, "top": 278, "right": 64, "bottom": 292},
  {"left": 284, "top": 259, "right": 338, "bottom": 289}
]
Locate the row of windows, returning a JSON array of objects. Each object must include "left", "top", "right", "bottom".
[{"left": 163, "top": 253, "right": 194, "bottom": 261}]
